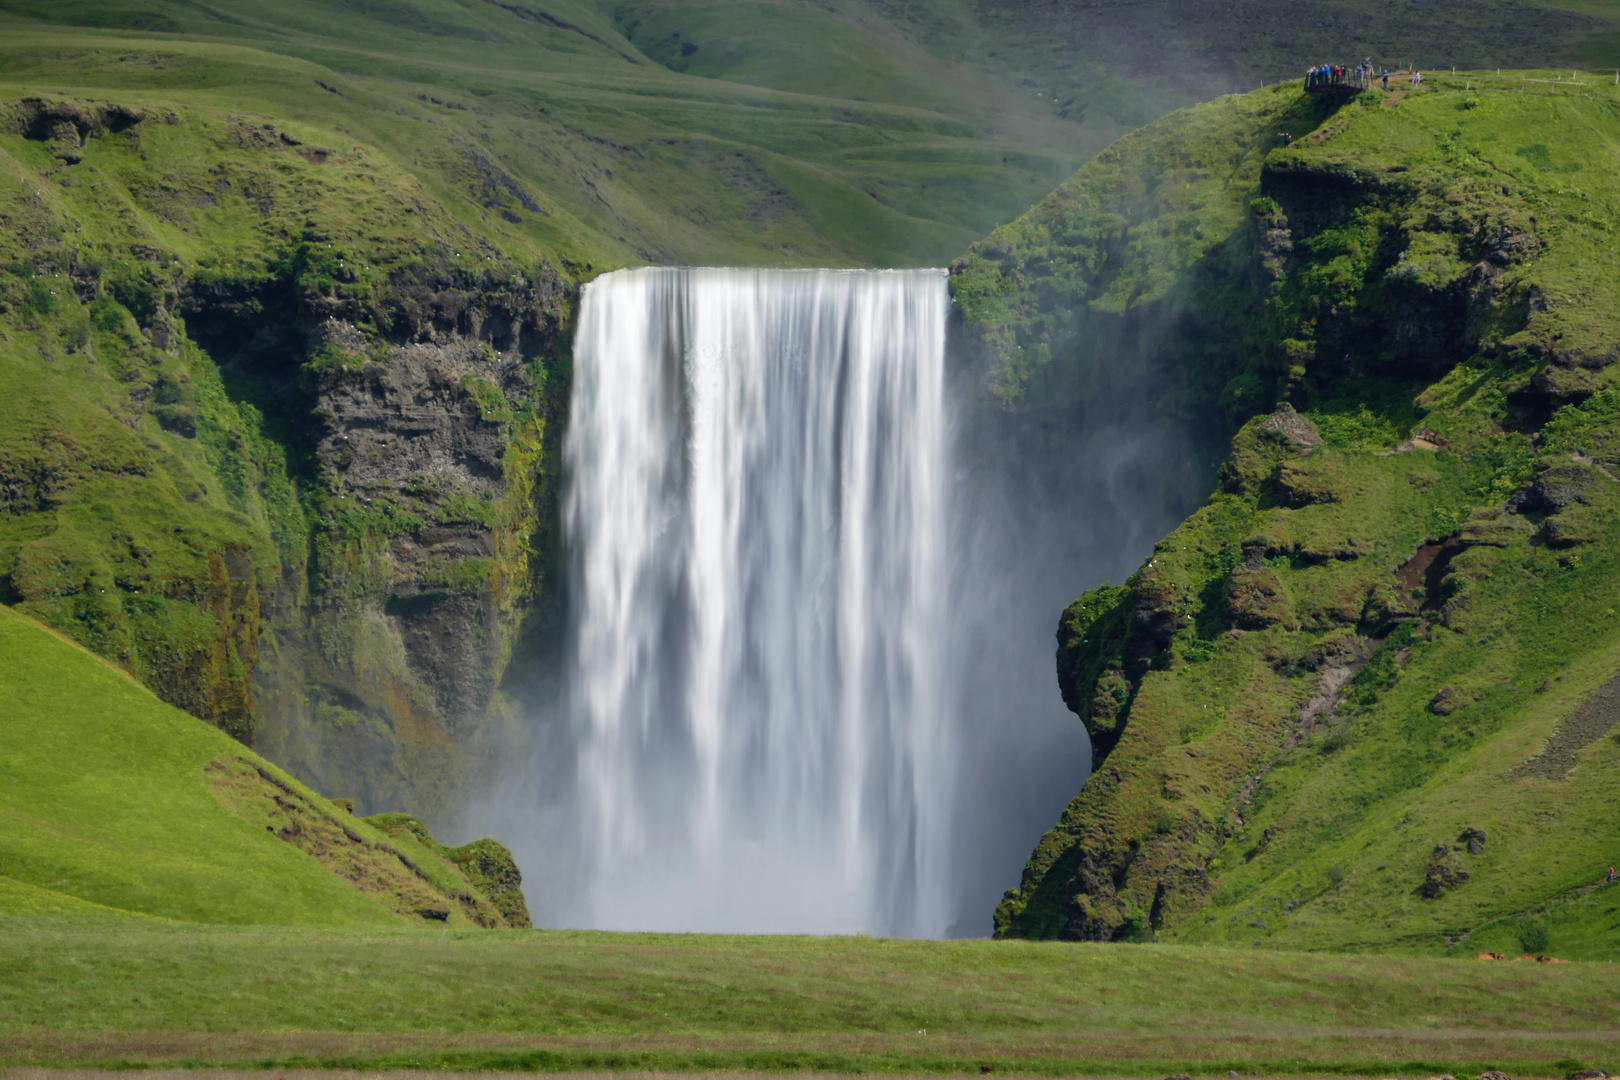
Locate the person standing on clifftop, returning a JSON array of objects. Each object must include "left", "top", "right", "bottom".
[{"left": 1383, "top": 70, "right": 1390, "bottom": 89}]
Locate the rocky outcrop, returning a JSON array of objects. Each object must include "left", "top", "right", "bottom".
[
  {"left": 362, "top": 811, "right": 532, "bottom": 928},
  {"left": 244, "top": 259, "right": 571, "bottom": 822},
  {"left": 308, "top": 340, "right": 538, "bottom": 727},
  {"left": 1055, "top": 584, "right": 1135, "bottom": 764},
  {"left": 1504, "top": 457, "right": 1612, "bottom": 550},
  {"left": 1422, "top": 845, "right": 1471, "bottom": 899},
  {"left": 209, "top": 756, "right": 521, "bottom": 927},
  {"left": 6, "top": 96, "right": 155, "bottom": 164},
  {"left": 1224, "top": 565, "right": 1297, "bottom": 630}
]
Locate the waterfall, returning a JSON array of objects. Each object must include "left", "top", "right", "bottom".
[{"left": 562, "top": 267, "right": 953, "bottom": 936}]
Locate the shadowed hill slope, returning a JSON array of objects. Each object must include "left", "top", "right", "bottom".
[
  {"left": 956, "top": 73, "right": 1620, "bottom": 957},
  {"left": 0, "top": 603, "right": 528, "bottom": 925}
]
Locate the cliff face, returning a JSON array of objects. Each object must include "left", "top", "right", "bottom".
[
  {"left": 204, "top": 259, "right": 571, "bottom": 822},
  {"left": 0, "top": 96, "right": 570, "bottom": 825},
  {"left": 958, "top": 77, "right": 1620, "bottom": 956}
]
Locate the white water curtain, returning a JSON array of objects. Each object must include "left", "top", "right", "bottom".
[{"left": 563, "top": 267, "right": 952, "bottom": 935}]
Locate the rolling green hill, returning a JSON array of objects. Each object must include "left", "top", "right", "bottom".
[
  {"left": 958, "top": 72, "right": 1620, "bottom": 958},
  {"left": 0, "top": 601, "right": 528, "bottom": 925},
  {"left": 0, "top": 0, "right": 1099, "bottom": 271},
  {"left": 1, "top": 0, "right": 1615, "bottom": 271}
]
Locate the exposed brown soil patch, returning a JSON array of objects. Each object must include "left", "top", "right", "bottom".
[{"left": 1394, "top": 536, "right": 1465, "bottom": 606}]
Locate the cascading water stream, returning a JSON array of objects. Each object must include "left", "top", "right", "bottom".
[
  {"left": 479, "top": 260, "right": 1207, "bottom": 935},
  {"left": 563, "top": 267, "right": 953, "bottom": 936}
]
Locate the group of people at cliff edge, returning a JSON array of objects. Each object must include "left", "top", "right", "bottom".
[
  {"left": 1304, "top": 59, "right": 1391, "bottom": 90},
  {"left": 1305, "top": 61, "right": 1429, "bottom": 91}
]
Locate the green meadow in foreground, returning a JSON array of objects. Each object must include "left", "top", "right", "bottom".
[{"left": 0, "top": 919, "right": 1617, "bottom": 1075}]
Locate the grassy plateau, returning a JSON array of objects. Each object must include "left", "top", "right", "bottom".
[{"left": 1, "top": 0, "right": 1616, "bottom": 271}]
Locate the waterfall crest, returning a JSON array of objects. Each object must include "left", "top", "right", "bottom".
[{"left": 564, "top": 267, "right": 952, "bottom": 935}]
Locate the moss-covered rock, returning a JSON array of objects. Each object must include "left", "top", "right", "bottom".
[{"left": 362, "top": 813, "right": 532, "bottom": 928}]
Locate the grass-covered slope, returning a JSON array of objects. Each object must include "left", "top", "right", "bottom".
[
  {"left": 957, "top": 73, "right": 1620, "bottom": 956},
  {"left": 1, "top": 0, "right": 1614, "bottom": 271},
  {"left": 0, "top": 602, "right": 528, "bottom": 925},
  {"left": 0, "top": 0, "right": 1091, "bottom": 271}
]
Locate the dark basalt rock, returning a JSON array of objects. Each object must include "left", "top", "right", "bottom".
[
  {"left": 1422, "top": 847, "right": 1471, "bottom": 899},
  {"left": 1505, "top": 458, "right": 1609, "bottom": 548},
  {"left": 1131, "top": 571, "right": 1186, "bottom": 659},
  {"left": 1506, "top": 459, "right": 1598, "bottom": 515},
  {"left": 1055, "top": 584, "right": 1136, "bottom": 765},
  {"left": 8, "top": 97, "right": 148, "bottom": 164}
]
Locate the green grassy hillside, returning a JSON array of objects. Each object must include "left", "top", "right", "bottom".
[
  {"left": 958, "top": 72, "right": 1620, "bottom": 957},
  {"left": 0, "top": 1, "right": 1087, "bottom": 271},
  {"left": 0, "top": 602, "right": 527, "bottom": 925}
]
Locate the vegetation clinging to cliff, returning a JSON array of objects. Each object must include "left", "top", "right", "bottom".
[
  {"left": 978, "top": 73, "right": 1620, "bottom": 957},
  {"left": 0, "top": 94, "right": 569, "bottom": 821}
]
